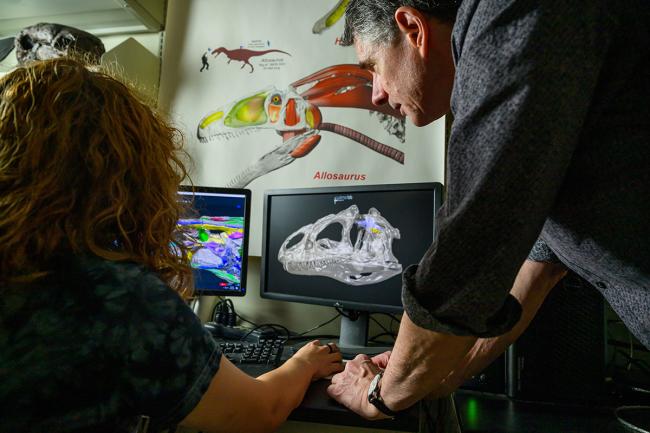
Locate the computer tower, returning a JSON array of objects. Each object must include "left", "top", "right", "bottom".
[
  {"left": 460, "top": 354, "right": 507, "bottom": 394},
  {"left": 505, "top": 271, "right": 607, "bottom": 403}
]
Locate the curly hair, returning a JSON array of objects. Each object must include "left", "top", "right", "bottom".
[{"left": 0, "top": 57, "right": 193, "bottom": 297}]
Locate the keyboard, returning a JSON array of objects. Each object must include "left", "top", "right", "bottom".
[{"left": 216, "top": 337, "right": 289, "bottom": 376}]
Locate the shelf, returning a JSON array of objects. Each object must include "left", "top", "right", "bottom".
[{"left": 0, "top": 0, "right": 165, "bottom": 38}]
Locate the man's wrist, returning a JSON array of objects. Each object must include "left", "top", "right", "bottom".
[{"left": 367, "top": 372, "right": 399, "bottom": 418}]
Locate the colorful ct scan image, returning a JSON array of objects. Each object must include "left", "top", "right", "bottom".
[{"left": 177, "top": 191, "right": 247, "bottom": 294}]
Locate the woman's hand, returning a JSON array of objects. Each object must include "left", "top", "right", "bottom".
[{"left": 291, "top": 340, "right": 344, "bottom": 380}]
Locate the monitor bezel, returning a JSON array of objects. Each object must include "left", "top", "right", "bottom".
[
  {"left": 178, "top": 185, "right": 251, "bottom": 297},
  {"left": 260, "top": 182, "right": 443, "bottom": 313}
]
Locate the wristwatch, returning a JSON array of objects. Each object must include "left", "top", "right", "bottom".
[{"left": 367, "top": 371, "right": 399, "bottom": 418}]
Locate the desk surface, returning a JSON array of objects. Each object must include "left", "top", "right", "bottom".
[
  {"left": 290, "top": 380, "right": 422, "bottom": 432},
  {"left": 291, "top": 386, "right": 633, "bottom": 433},
  {"left": 455, "top": 391, "right": 629, "bottom": 433},
  {"left": 222, "top": 335, "right": 629, "bottom": 433}
]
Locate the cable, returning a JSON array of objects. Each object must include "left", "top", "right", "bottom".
[
  {"left": 369, "top": 331, "right": 396, "bottom": 341},
  {"left": 292, "top": 313, "right": 341, "bottom": 338},
  {"left": 225, "top": 298, "right": 236, "bottom": 326},
  {"left": 615, "top": 406, "right": 650, "bottom": 433},
  {"left": 369, "top": 315, "right": 396, "bottom": 339},
  {"left": 238, "top": 323, "right": 292, "bottom": 341},
  {"left": 211, "top": 297, "right": 237, "bottom": 326},
  {"left": 617, "top": 350, "right": 650, "bottom": 376},
  {"left": 372, "top": 312, "right": 401, "bottom": 335},
  {"left": 234, "top": 312, "right": 259, "bottom": 328},
  {"left": 288, "top": 334, "right": 340, "bottom": 342},
  {"left": 334, "top": 306, "right": 357, "bottom": 320},
  {"left": 372, "top": 312, "right": 401, "bottom": 323},
  {"left": 368, "top": 332, "right": 395, "bottom": 345}
]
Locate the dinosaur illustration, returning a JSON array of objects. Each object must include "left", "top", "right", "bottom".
[
  {"left": 211, "top": 47, "right": 291, "bottom": 73},
  {"left": 312, "top": 0, "right": 349, "bottom": 34},
  {"left": 196, "top": 64, "right": 406, "bottom": 188}
]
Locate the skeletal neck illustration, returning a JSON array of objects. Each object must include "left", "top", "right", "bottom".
[
  {"left": 278, "top": 205, "right": 402, "bottom": 285},
  {"left": 196, "top": 64, "right": 406, "bottom": 188}
]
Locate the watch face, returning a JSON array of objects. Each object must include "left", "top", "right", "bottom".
[{"left": 368, "top": 373, "right": 382, "bottom": 399}]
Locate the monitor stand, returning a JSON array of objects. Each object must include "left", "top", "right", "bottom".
[{"left": 337, "top": 309, "right": 393, "bottom": 358}]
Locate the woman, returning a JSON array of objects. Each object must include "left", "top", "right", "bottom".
[{"left": 0, "top": 58, "right": 343, "bottom": 433}]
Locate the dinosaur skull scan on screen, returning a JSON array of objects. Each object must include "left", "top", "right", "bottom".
[{"left": 278, "top": 205, "right": 402, "bottom": 285}]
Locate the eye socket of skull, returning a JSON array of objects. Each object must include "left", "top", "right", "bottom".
[
  {"left": 53, "top": 33, "right": 76, "bottom": 52},
  {"left": 285, "top": 232, "right": 305, "bottom": 250},
  {"left": 17, "top": 34, "right": 35, "bottom": 50},
  {"left": 316, "top": 222, "right": 344, "bottom": 245}
]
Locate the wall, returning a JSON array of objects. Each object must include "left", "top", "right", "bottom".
[
  {"left": 161, "top": 1, "right": 437, "bottom": 343},
  {"left": 159, "top": 2, "right": 441, "bottom": 432}
]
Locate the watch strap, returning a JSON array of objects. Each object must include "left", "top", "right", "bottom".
[{"left": 368, "top": 372, "right": 399, "bottom": 417}]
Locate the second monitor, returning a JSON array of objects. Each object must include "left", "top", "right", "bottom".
[
  {"left": 177, "top": 186, "right": 251, "bottom": 297},
  {"left": 261, "top": 183, "right": 443, "bottom": 350}
]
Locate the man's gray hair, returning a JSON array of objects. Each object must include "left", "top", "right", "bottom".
[{"left": 341, "top": 0, "right": 459, "bottom": 46}]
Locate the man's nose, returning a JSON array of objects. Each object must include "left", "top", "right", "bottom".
[{"left": 371, "top": 75, "right": 388, "bottom": 106}]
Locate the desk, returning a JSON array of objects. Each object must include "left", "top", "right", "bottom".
[
  {"left": 289, "top": 380, "right": 423, "bottom": 432},
  {"left": 455, "top": 391, "right": 628, "bottom": 433},
  {"left": 288, "top": 386, "right": 631, "bottom": 432}
]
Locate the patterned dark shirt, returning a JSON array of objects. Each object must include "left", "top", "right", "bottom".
[
  {"left": 401, "top": 0, "right": 650, "bottom": 346},
  {"left": 0, "top": 255, "right": 221, "bottom": 432}
]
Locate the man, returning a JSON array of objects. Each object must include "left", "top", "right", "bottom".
[{"left": 327, "top": 0, "right": 650, "bottom": 420}]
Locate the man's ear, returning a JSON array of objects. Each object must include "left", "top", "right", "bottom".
[{"left": 394, "top": 6, "right": 430, "bottom": 57}]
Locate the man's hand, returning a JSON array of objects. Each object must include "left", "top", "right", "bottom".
[
  {"left": 326, "top": 354, "right": 391, "bottom": 420},
  {"left": 371, "top": 350, "right": 391, "bottom": 369}
]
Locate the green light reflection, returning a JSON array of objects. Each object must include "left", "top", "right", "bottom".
[{"left": 466, "top": 397, "right": 479, "bottom": 428}]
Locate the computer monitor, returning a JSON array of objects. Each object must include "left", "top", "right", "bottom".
[
  {"left": 261, "top": 183, "right": 442, "bottom": 349},
  {"left": 176, "top": 186, "right": 251, "bottom": 296}
]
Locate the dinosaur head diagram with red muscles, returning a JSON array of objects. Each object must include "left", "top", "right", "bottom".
[{"left": 197, "top": 64, "right": 406, "bottom": 188}]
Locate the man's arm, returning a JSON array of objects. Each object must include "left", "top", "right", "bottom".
[
  {"left": 328, "top": 259, "right": 567, "bottom": 416},
  {"left": 437, "top": 259, "right": 568, "bottom": 394},
  {"left": 385, "top": 260, "right": 567, "bottom": 408}
]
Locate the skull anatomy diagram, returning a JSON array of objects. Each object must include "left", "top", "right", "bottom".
[{"left": 278, "top": 205, "right": 402, "bottom": 285}]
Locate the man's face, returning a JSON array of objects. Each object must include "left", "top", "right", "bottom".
[{"left": 354, "top": 32, "right": 454, "bottom": 127}]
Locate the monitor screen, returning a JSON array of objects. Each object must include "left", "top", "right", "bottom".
[
  {"left": 176, "top": 186, "right": 251, "bottom": 296},
  {"left": 261, "top": 183, "right": 442, "bottom": 313}
]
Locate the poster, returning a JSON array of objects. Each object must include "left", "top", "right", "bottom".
[{"left": 160, "top": 0, "right": 445, "bottom": 255}]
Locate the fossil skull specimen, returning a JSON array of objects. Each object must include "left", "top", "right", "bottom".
[
  {"left": 14, "top": 23, "right": 105, "bottom": 65},
  {"left": 278, "top": 205, "right": 402, "bottom": 285}
]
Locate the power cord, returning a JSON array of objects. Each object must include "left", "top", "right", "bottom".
[
  {"left": 615, "top": 405, "right": 650, "bottom": 433},
  {"left": 369, "top": 315, "right": 396, "bottom": 339},
  {"left": 241, "top": 323, "right": 291, "bottom": 340},
  {"left": 211, "top": 298, "right": 237, "bottom": 327},
  {"left": 369, "top": 332, "right": 396, "bottom": 345},
  {"left": 290, "top": 313, "right": 341, "bottom": 339}
]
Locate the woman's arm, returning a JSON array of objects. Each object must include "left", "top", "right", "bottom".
[{"left": 180, "top": 340, "right": 343, "bottom": 433}]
